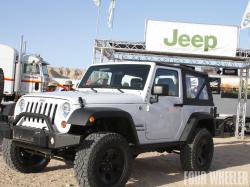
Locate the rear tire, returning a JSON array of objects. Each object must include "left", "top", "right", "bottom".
[
  {"left": 74, "top": 133, "right": 132, "bottom": 187},
  {"left": 180, "top": 128, "right": 214, "bottom": 171},
  {"left": 2, "top": 138, "right": 50, "bottom": 173},
  {"left": 245, "top": 119, "right": 250, "bottom": 134}
]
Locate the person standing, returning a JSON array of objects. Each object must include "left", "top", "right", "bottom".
[
  {"left": 61, "top": 80, "right": 75, "bottom": 91},
  {"left": 47, "top": 82, "right": 58, "bottom": 92}
]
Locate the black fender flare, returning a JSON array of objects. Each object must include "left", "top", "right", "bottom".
[
  {"left": 180, "top": 112, "right": 215, "bottom": 142},
  {"left": 67, "top": 107, "right": 139, "bottom": 144}
]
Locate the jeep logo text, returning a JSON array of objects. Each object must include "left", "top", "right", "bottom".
[{"left": 163, "top": 29, "right": 217, "bottom": 52}]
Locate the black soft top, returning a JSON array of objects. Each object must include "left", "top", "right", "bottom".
[{"left": 154, "top": 62, "right": 208, "bottom": 77}]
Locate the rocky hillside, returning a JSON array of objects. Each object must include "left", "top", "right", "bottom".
[{"left": 48, "top": 66, "right": 84, "bottom": 80}]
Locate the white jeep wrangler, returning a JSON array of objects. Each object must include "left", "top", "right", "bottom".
[{"left": 1, "top": 61, "right": 215, "bottom": 187}]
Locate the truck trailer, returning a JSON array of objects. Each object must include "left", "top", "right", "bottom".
[
  {"left": 0, "top": 44, "right": 50, "bottom": 101},
  {"left": 207, "top": 70, "right": 250, "bottom": 134}
]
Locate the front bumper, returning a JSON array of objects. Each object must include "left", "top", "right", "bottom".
[{"left": 0, "top": 112, "right": 81, "bottom": 149}]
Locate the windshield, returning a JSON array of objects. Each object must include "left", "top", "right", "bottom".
[
  {"left": 79, "top": 64, "right": 151, "bottom": 90},
  {"left": 23, "top": 63, "right": 40, "bottom": 74}
]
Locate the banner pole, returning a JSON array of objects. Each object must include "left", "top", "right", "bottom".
[
  {"left": 93, "top": 4, "right": 101, "bottom": 64},
  {"left": 237, "top": 26, "right": 240, "bottom": 49},
  {"left": 96, "top": 5, "right": 101, "bottom": 37},
  {"left": 248, "top": 29, "right": 250, "bottom": 49}
]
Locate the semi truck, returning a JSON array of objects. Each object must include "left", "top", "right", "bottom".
[{"left": 0, "top": 44, "right": 50, "bottom": 101}]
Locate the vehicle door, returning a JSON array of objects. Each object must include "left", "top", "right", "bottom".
[
  {"left": 21, "top": 63, "right": 42, "bottom": 93},
  {"left": 145, "top": 67, "right": 183, "bottom": 141}
]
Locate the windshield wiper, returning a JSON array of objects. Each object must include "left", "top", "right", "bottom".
[
  {"left": 116, "top": 88, "right": 124, "bottom": 93},
  {"left": 90, "top": 87, "right": 97, "bottom": 93}
]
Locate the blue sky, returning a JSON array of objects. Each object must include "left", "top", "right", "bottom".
[{"left": 0, "top": 0, "right": 249, "bottom": 69}]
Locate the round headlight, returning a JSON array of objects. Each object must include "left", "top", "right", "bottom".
[
  {"left": 62, "top": 102, "right": 71, "bottom": 117},
  {"left": 19, "top": 99, "right": 25, "bottom": 112}
]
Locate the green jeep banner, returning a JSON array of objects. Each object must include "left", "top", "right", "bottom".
[{"left": 145, "top": 20, "right": 238, "bottom": 57}]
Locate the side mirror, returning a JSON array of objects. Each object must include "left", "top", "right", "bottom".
[{"left": 152, "top": 84, "right": 169, "bottom": 96}]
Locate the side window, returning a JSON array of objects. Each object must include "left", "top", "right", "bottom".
[
  {"left": 23, "top": 64, "right": 31, "bottom": 74},
  {"left": 35, "top": 64, "right": 40, "bottom": 74},
  {"left": 199, "top": 86, "right": 209, "bottom": 100},
  {"left": 154, "top": 69, "right": 179, "bottom": 96},
  {"left": 185, "top": 74, "right": 208, "bottom": 100}
]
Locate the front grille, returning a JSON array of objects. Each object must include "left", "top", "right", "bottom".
[{"left": 24, "top": 101, "right": 58, "bottom": 124}]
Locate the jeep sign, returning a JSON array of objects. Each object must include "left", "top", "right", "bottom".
[{"left": 145, "top": 20, "right": 238, "bottom": 57}]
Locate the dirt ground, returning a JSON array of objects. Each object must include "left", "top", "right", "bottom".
[{"left": 0, "top": 137, "right": 250, "bottom": 187}]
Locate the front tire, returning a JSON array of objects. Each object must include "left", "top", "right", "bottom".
[
  {"left": 74, "top": 133, "right": 132, "bottom": 187},
  {"left": 2, "top": 138, "right": 50, "bottom": 173},
  {"left": 0, "top": 68, "right": 4, "bottom": 103},
  {"left": 180, "top": 128, "right": 214, "bottom": 171}
]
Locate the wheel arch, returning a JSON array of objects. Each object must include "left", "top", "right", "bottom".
[
  {"left": 180, "top": 112, "right": 215, "bottom": 142},
  {"left": 67, "top": 107, "right": 139, "bottom": 145}
]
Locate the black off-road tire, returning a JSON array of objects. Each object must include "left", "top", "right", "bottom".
[
  {"left": 74, "top": 133, "right": 132, "bottom": 187},
  {"left": 245, "top": 119, "right": 250, "bottom": 134},
  {"left": 2, "top": 138, "right": 50, "bottom": 173},
  {"left": 0, "top": 68, "right": 4, "bottom": 103},
  {"left": 180, "top": 128, "right": 214, "bottom": 171}
]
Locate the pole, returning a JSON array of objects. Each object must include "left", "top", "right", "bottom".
[
  {"left": 243, "top": 29, "right": 250, "bottom": 139},
  {"left": 14, "top": 35, "right": 24, "bottom": 93},
  {"left": 23, "top": 41, "right": 27, "bottom": 54},
  {"left": 92, "top": 5, "right": 101, "bottom": 64},
  {"left": 92, "top": 44, "right": 96, "bottom": 64},
  {"left": 235, "top": 29, "right": 250, "bottom": 139},
  {"left": 96, "top": 5, "right": 101, "bottom": 37}
]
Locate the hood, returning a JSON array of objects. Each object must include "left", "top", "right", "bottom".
[{"left": 23, "top": 90, "right": 145, "bottom": 105}]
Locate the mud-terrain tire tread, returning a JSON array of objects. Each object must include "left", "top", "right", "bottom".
[
  {"left": 2, "top": 138, "right": 50, "bottom": 173},
  {"left": 0, "top": 68, "right": 4, "bottom": 103},
  {"left": 180, "top": 128, "right": 214, "bottom": 171},
  {"left": 74, "top": 132, "right": 132, "bottom": 187}
]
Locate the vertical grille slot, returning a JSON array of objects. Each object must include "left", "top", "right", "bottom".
[
  {"left": 49, "top": 104, "right": 55, "bottom": 120},
  {"left": 42, "top": 103, "right": 48, "bottom": 123},
  {"left": 38, "top": 103, "right": 43, "bottom": 114},
  {"left": 29, "top": 102, "right": 34, "bottom": 112},
  {"left": 25, "top": 102, "right": 30, "bottom": 112},
  {"left": 52, "top": 104, "right": 58, "bottom": 125},
  {"left": 43, "top": 103, "right": 48, "bottom": 115},
  {"left": 29, "top": 102, "right": 34, "bottom": 121},
  {"left": 33, "top": 102, "right": 39, "bottom": 122},
  {"left": 48, "top": 104, "right": 53, "bottom": 117},
  {"left": 24, "top": 102, "right": 30, "bottom": 120},
  {"left": 37, "top": 103, "right": 43, "bottom": 122},
  {"left": 40, "top": 103, "right": 46, "bottom": 123}
]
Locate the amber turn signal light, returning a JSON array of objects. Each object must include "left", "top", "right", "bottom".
[{"left": 89, "top": 116, "right": 95, "bottom": 123}]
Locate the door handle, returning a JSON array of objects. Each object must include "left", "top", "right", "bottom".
[{"left": 174, "top": 103, "right": 183, "bottom": 107}]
